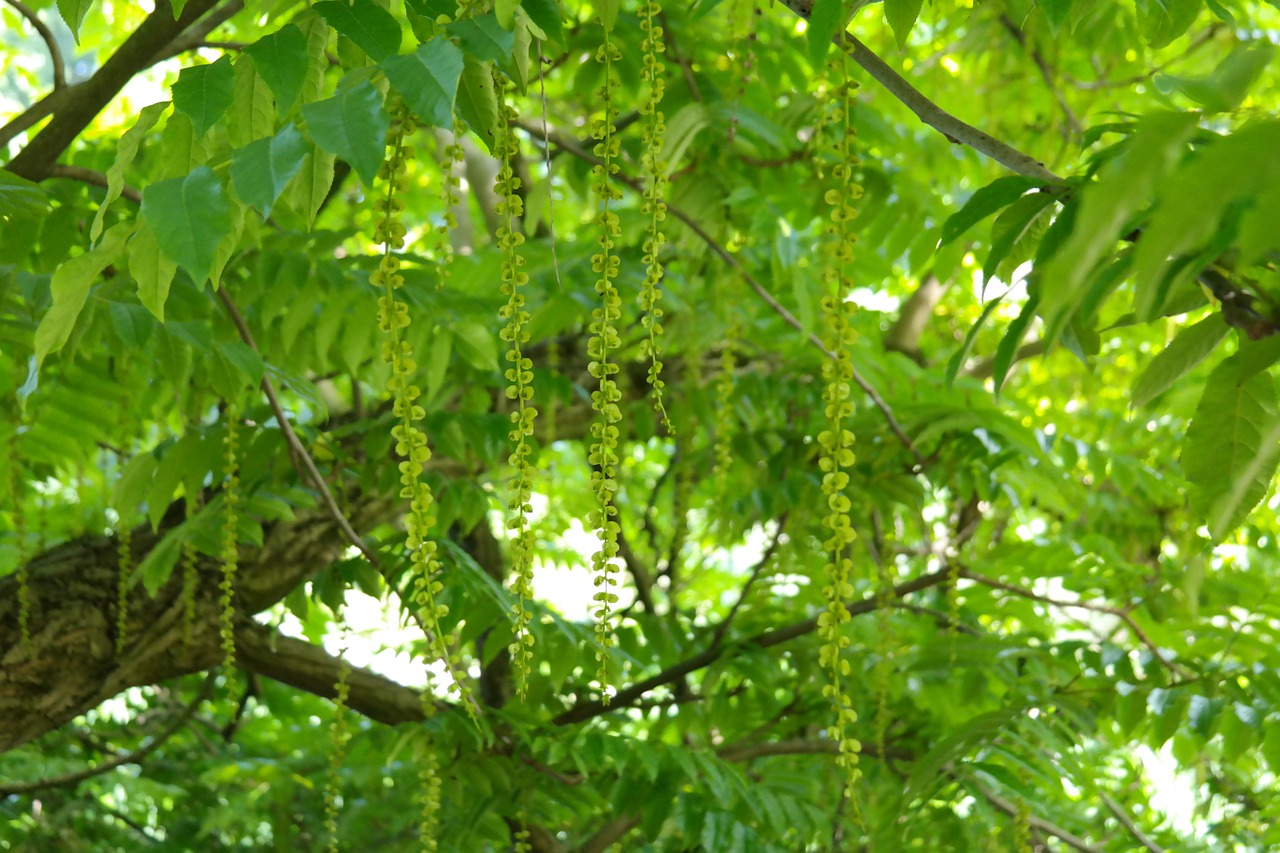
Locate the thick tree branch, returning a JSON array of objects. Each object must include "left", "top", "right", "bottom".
[
  {"left": 4, "top": 0, "right": 66, "bottom": 90},
  {"left": 4, "top": 0, "right": 225, "bottom": 181},
  {"left": 0, "top": 674, "right": 213, "bottom": 796}
]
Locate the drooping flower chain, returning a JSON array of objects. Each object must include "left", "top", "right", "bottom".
[
  {"left": 219, "top": 406, "right": 241, "bottom": 669},
  {"left": 638, "top": 0, "right": 672, "bottom": 433},
  {"left": 418, "top": 729, "right": 442, "bottom": 852},
  {"left": 324, "top": 652, "right": 352, "bottom": 853},
  {"left": 494, "top": 75, "right": 539, "bottom": 700},
  {"left": 587, "top": 24, "right": 625, "bottom": 699},
  {"left": 815, "top": 46, "right": 864, "bottom": 803},
  {"left": 372, "top": 100, "right": 476, "bottom": 716},
  {"left": 432, "top": 119, "right": 465, "bottom": 289},
  {"left": 8, "top": 425, "right": 31, "bottom": 650},
  {"left": 713, "top": 323, "right": 738, "bottom": 489},
  {"left": 181, "top": 495, "right": 201, "bottom": 647}
]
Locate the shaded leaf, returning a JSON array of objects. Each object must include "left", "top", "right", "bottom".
[
  {"left": 382, "top": 39, "right": 466, "bottom": 129},
  {"left": 171, "top": 55, "right": 235, "bottom": 136},
  {"left": 302, "top": 80, "right": 389, "bottom": 187},
  {"left": 314, "top": 0, "right": 402, "bottom": 62},
  {"left": 230, "top": 125, "right": 310, "bottom": 217},
  {"left": 1131, "top": 315, "right": 1230, "bottom": 408},
  {"left": 34, "top": 222, "right": 133, "bottom": 367},
  {"left": 140, "top": 166, "right": 234, "bottom": 285},
  {"left": 244, "top": 24, "right": 311, "bottom": 111}
]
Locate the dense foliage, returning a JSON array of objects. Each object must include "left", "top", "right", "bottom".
[{"left": 2, "top": 0, "right": 1280, "bottom": 850}]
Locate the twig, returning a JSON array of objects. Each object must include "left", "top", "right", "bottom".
[
  {"left": 0, "top": 674, "right": 214, "bottom": 796},
  {"left": 215, "top": 287, "right": 380, "bottom": 566},
  {"left": 48, "top": 164, "right": 142, "bottom": 203},
  {"left": 1100, "top": 792, "right": 1164, "bottom": 853},
  {"left": 960, "top": 568, "right": 1190, "bottom": 677},
  {"left": 709, "top": 515, "right": 787, "bottom": 647},
  {"left": 514, "top": 120, "right": 925, "bottom": 469},
  {"left": 554, "top": 565, "right": 953, "bottom": 725},
  {"left": 4, "top": 0, "right": 66, "bottom": 90},
  {"left": 970, "top": 779, "right": 1102, "bottom": 853},
  {"left": 576, "top": 814, "right": 639, "bottom": 853}
]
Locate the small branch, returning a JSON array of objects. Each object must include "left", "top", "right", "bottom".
[
  {"left": 1100, "top": 792, "right": 1164, "bottom": 853},
  {"left": 4, "top": 0, "right": 67, "bottom": 90},
  {"left": 554, "top": 565, "right": 953, "bottom": 726},
  {"left": 514, "top": 120, "right": 925, "bottom": 470},
  {"left": 216, "top": 286, "right": 381, "bottom": 566},
  {"left": 970, "top": 780, "right": 1102, "bottom": 853},
  {"left": 48, "top": 164, "right": 141, "bottom": 203},
  {"left": 0, "top": 674, "right": 214, "bottom": 796},
  {"left": 998, "top": 15, "right": 1082, "bottom": 137},
  {"left": 576, "top": 814, "right": 639, "bottom": 853},
  {"left": 709, "top": 515, "right": 786, "bottom": 647},
  {"left": 962, "top": 339, "right": 1046, "bottom": 380},
  {"left": 960, "top": 568, "right": 1189, "bottom": 677}
]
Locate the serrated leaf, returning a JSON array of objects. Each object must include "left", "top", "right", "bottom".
[
  {"left": 447, "top": 14, "right": 516, "bottom": 64},
  {"left": 807, "top": 0, "right": 844, "bottom": 65},
  {"left": 140, "top": 166, "right": 234, "bottom": 285},
  {"left": 382, "top": 39, "right": 465, "bottom": 129},
  {"left": 982, "top": 192, "right": 1057, "bottom": 283},
  {"left": 281, "top": 147, "right": 336, "bottom": 228},
  {"left": 91, "top": 101, "right": 169, "bottom": 242},
  {"left": 939, "top": 176, "right": 1041, "bottom": 247},
  {"left": 452, "top": 320, "right": 498, "bottom": 370},
  {"left": 244, "top": 25, "right": 311, "bottom": 111},
  {"left": 34, "top": 222, "right": 133, "bottom": 367},
  {"left": 138, "top": 525, "right": 186, "bottom": 596},
  {"left": 594, "top": 0, "right": 619, "bottom": 31},
  {"left": 1131, "top": 315, "right": 1230, "bottom": 408},
  {"left": 231, "top": 125, "right": 309, "bottom": 217},
  {"left": 455, "top": 55, "right": 499, "bottom": 151},
  {"left": 128, "top": 221, "right": 179, "bottom": 322},
  {"left": 114, "top": 451, "right": 158, "bottom": 523},
  {"left": 1037, "top": 112, "right": 1197, "bottom": 344},
  {"left": 171, "top": 55, "right": 235, "bottom": 137},
  {"left": 314, "top": 0, "right": 402, "bottom": 62},
  {"left": 227, "top": 56, "right": 276, "bottom": 148},
  {"left": 884, "top": 0, "right": 924, "bottom": 49},
  {"left": 1131, "top": 122, "right": 1280, "bottom": 321},
  {"left": 1182, "top": 355, "right": 1280, "bottom": 538},
  {"left": 302, "top": 80, "right": 389, "bottom": 187},
  {"left": 156, "top": 112, "right": 209, "bottom": 180},
  {"left": 521, "top": 0, "right": 564, "bottom": 45},
  {"left": 56, "top": 0, "right": 94, "bottom": 43},
  {"left": 496, "top": 0, "right": 520, "bottom": 29}
]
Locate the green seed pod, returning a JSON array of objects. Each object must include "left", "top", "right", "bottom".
[
  {"left": 638, "top": 0, "right": 672, "bottom": 433},
  {"left": 373, "top": 99, "right": 477, "bottom": 719},
  {"left": 324, "top": 652, "right": 352, "bottom": 852},
  {"left": 219, "top": 406, "right": 241, "bottom": 670},
  {"left": 494, "top": 74, "right": 540, "bottom": 701},
  {"left": 587, "top": 21, "right": 625, "bottom": 701},
  {"left": 814, "top": 45, "right": 865, "bottom": 808}
]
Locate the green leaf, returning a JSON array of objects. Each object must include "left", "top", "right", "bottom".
[
  {"left": 114, "top": 452, "right": 158, "bottom": 524},
  {"left": 314, "top": 0, "right": 402, "bottom": 62},
  {"left": 521, "top": 0, "right": 564, "bottom": 45},
  {"left": 946, "top": 295, "right": 1006, "bottom": 385},
  {"left": 170, "top": 0, "right": 187, "bottom": 17},
  {"left": 382, "top": 39, "right": 466, "bottom": 129},
  {"left": 1182, "top": 355, "right": 1280, "bottom": 538},
  {"left": 1159, "top": 43, "right": 1276, "bottom": 112},
  {"left": 140, "top": 166, "right": 234, "bottom": 285},
  {"left": 992, "top": 293, "right": 1040, "bottom": 394},
  {"left": 0, "top": 171, "right": 50, "bottom": 223},
  {"left": 227, "top": 56, "right": 276, "bottom": 148},
  {"left": 1037, "top": 112, "right": 1198, "bottom": 343},
  {"left": 1131, "top": 315, "right": 1230, "bottom": 409},
  {"left": 806, "top": 0, "right": 844, "bottom": 65},
  {"left": 496, "top": 0, "right": 520, "bottom": 29},
  {"left": 982, "top": 192, "right": 1057, "bottom": 283},
  {"left": 1131, "top": 122, "right": 1280, "bottom": 321},
  {"left": 447, "top": 14, "right": 516, "bottom": 64},
  {"left": 231, "top": 125, "right": 310, "bottom": 217},
  {"left": 302, "top": 80, "right": 389, "bottom": 187},
  {"left": 56, "top": 0, "right": 94, "bottom": 43},
  {"left": 884, "top": 0, "right": 924, "bottom": 49},
  {"left": 939, "top": 176, "right": 1042, "bottom": 247},
  {"left": 451, "top": 320, "right": 499, "bottom": 371},
  {"left": 128, "top": 222, "right": 179, "bottom": 322},
  {"left": 138, "top": 525, "right": 186, "bottom": 596},
  {"left": 212, "top": 341, "right": 265, "bottom": 399},
  {"left": 281, "top": 147, "right": 336, "bottom": 228},
  {"left": 91, "top": 101, "right": 169, "bottom": 242},
  {"left": 594, "top": 0, "right": 619, "bottom": 31},
  {"left": 244, "top": 24, "right": 311, "bottom": 111},
  {"left": 171, "top": 55, "right": 236, "bottom": 137},
  {"left": 155, "top": 112, "right": 209, "bottom": 180},
  {"left": 454, "top": 55, "right": 499, "bottom": 151},
  {"left": 34, "top": 222, "right": 133, "bottom": 367},
  {"left": 1138, "top": 0, "right": 1201, "bottom": 49}
]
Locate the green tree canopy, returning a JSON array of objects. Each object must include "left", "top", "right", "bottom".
[{"left": 2, "top": 0, "right": 1280, "bottom": 849}]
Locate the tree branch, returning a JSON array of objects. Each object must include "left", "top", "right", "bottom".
[
  {"left": 4, "top": 0, "right": 66, "bottom": 90},
  {"left": 553, "top": 565, "right": 953, "bottom": 725},
  {"left": 48, "top": 164, "right": 141, "bottom": 203},
  {"left": 0, "top": 674, "right": 214, "bottom": 796},
  {"left": 514, "top": 119, "right": 925, "bottom": 470},
  {"left": 4, "top": 0, "right": 227, "bottom": 181},
  {"left": 575, "top": 814, "right": 639, "bottom": 853},
  {"left": 970, "top": 780, "right": 1102, "bottom": 853}
]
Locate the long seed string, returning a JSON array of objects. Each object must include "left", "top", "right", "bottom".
[
  {"left": 638, "top": 0, "right": 672, "bottom": 433},
  {"left": 218, "top": 404, "right": 240, "bottom": 670}
]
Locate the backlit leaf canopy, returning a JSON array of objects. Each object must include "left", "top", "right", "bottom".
[{"left": 2, "top": 0, "right": 1280, "bottom": 851}]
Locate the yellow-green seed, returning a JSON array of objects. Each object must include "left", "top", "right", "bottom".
[
  {"left": 219, "top": 407, "right": 240, "bottom": 670},
  {"left": 638, "top": 0, "right": 672, "bottom": 434}
]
